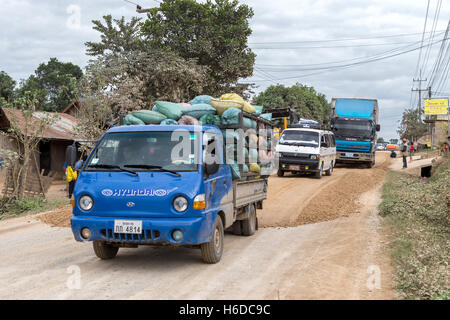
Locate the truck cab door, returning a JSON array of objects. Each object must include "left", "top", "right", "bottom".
[{"left": 203, "top": 133, "right": 233, "bottom": 228}]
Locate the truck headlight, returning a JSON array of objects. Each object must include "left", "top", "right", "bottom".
[
  {"left": 173, "top": 196, "right": 188, "bottom": 213},
  {"left": 79, "top": 195, "right": 94, "bottom": 211}
]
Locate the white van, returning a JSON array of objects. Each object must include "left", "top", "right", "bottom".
[{"left": 275, "top": 126, "right": 337, "bottom": 179}]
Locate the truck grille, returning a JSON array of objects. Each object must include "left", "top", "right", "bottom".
[
  {"left": 337, "top": 144, "right": 370, "bottom": 152},
  {"left": 101, "top": 229, "right": 160, "bottom": 242}
]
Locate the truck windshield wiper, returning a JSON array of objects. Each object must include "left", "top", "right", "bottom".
[
  {"left": 87, "top": 164, "right": 138, "bottom": 176},
  {"left": 124, "top": 165, "right": 182, "bottom": 177}
]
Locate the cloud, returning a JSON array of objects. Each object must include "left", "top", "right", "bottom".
[{"left": 0, "top": 0, "right": 448, "bottom": 139}]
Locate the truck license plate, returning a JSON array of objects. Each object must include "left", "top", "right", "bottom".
[
  {"left": 345, "top": 153, "right": 354, "bottom": 158},
  {"left": 114, "top": 220, "right": 142, "bottom": 234},
  {"left": 289, "top": 165, "right": 301, "bottom": 171}
]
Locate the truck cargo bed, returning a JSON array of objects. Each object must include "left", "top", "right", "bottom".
[{"left": 233, "top": 178, "right": 267, "bottom": 208}]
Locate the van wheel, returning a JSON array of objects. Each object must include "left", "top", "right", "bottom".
[
  {"left": 277, "top": 169, "right": 284, "bottom": 177},
  {"left": 201, "top": 216, "right": 224, "bottom": 264},
  {"left": 93, "top": 241, "right": 119, "bottom": 260},
  {"left": 325, "top": 164, "right": 333, "bottom": 176},
  {"left": 242, "top": 204, "right": 257, "bottom": 236},
  {"left": 315, "top": 164, "right": 323, "bottom": 179}
]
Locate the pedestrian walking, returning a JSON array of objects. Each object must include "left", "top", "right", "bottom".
[{"left": 401, "top": 138, "right": 408, "bottom": 169}]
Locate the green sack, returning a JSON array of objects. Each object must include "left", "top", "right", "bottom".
[
  {"left": 132, "top": 110, "right": 167, "bottom": 124},
  {"left": 199, "top": 114, "right": 221, "bottom": 126},
  {"left": 254, "top": 106, "right": 264, "bottom": 115},
  {"left": 154, "top": 101, "right": 183, "bottom": 120},
  {"left": 182, "top": 103, "right": 217, "bottom": 119},
  {"left": 230, "top": 164, "right": 241, "bottom": 180},
  {"left": 124, "top": 114, "right": 145, "bottom": 126},
  {"left": 221, "top": 108, "right": 242, "bottom": 125},
  {"left": 160, "top": 119, "right": 178, "bottom": 125}
]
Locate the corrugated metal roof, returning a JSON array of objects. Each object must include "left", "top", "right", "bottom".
[{"left": 1, "top": 108, "right": 80, "bottom": 141}]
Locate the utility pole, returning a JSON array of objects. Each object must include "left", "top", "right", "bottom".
[{"left": 411, "top": 70, "right": 428, "bottom": 119}]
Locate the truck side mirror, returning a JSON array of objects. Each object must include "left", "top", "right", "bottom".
[
  {"left": 376, "top": 124, "right": 381, "bottom": 132},
  {"left": 205, "top": 163, "right": 220, "bottom": 176},
  {"left": 65, "top": 145, "right": 77, "bottom": 167},
  {"left": 74, "top": 160, "right": 84, "bottom": 170}
]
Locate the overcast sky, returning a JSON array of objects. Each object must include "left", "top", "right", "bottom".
[{"left": 1, "top": 0, "right": 449, "bottom": 140}]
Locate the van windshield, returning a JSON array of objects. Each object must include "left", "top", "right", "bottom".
[
  {"left": 279, "top": 130, "right": 319, "bottom": 147},
  {"left": 85, "top": 131, "right": 199, "bottom": 172}
]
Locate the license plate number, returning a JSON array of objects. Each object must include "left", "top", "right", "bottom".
[
  {"left": 289, "top": 165, "right": 301, "bottom": 171},
  {"left": 114, "top": 220, "right": 142, "bottom": 234},
  {"left": 345, "top": 153, "right": 354, "bottom": 158}
]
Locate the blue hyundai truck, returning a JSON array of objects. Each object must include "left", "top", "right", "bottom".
[
  {"left": 330, "top": 98, "right": 380, "bottom": 168},
  {"left": 68, "top": 119, "right": 272, "bottom": 264}
]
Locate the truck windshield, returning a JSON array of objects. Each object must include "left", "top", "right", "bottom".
[
  {"left": 332, "top": 119, "right": 373, "bottom": 139},
  {"left": 279, "top": 130, "right": 319, "bottom": 147},
  {"left": 85, "top": 131, "right": 199, "bottom": 172}
]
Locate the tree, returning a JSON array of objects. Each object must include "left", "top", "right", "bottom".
[
  {"left": 252, "top": 83, "right": 331, "bottom": 123},
  {"left": 0, "top": 91, "right": 58, "bottom": 202},
  {"left": 34, "top": 58, "right": 82, "bottom": 112},
  {"left": 0, "top": 71, "right": 16, "bottom": 103},
  {"left": 141, "top": 0, "right": 256, "bottom": 97},
  {"left": 377, "top": 137, "right": 385, "bottom": 144},
  {"left": 390, "top": 138, "right": 399, "bottom": 145},
  {"left": 397, "top": 108, "right": 427, "bottom": 141}
]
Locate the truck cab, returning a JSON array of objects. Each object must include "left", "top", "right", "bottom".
[
  {"left": 69, "top": 124, "right": 269, "bottom": 264},
  {"left": 275, "top": 123, "right": 336, "bottom": 179}
]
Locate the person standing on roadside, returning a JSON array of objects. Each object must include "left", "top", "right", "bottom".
[
  {"left": 401, "top": 138, "right": 408, "bottom": 169},
  {"left": 409, "top": 142, "right": 415, "bottom": 162}
]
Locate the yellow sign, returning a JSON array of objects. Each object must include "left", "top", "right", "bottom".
[{"left": 424, "top": 99, "right": 448, "bottom": 115}]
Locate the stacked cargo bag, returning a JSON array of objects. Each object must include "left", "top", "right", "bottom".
[
  {"left": 154, "top": 101, "right": 183, "bottom": 120},
  {"left": 219, "top": 93, "right": 256, "bottom": 114},
  {"left": 160, "top": 119, "right": 179, "bottom": 125},
  {"left": 190, "top": 95, "right": 214, "bottom": 105},
  {"left": 178, "top": 115, "right": 200, "bottom": 125},
  {"left": 132, "top": 110, "right": 167, "bottom": 124},
  {"left": 260, "top": 113, "right": 272, "bottom": 121},
  {"left": 124, "top": 114, "right": 145, "bottom": 125},
  {"left": 221, "top": 107, "right": 242, "bottom": 125},
  {"left": 253, "top": 106, "right": 264, "bottom": 115},
  {"left": 210, "top": 99, "right": 244, "bottom": 116},
  {"left": 182, "top": 104, "right": 216, "bottom": 119},
  {"left": 199, "top": 114, "right": 221, "bottom": 126}
]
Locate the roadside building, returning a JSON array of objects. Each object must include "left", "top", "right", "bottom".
[{"left": 0, "top": 108, "right": 79, "bottom": 197}]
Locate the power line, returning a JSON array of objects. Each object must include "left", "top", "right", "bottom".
[
  {"left": 249, "top": 30, "right": 445, "bottom": 45},
  {"left": 414, "top": 0, "right": 431, "bottom": 78}
]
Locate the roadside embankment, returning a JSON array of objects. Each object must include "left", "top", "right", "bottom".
[{"left": 379, "top": 158, "right": 450, "bottom": 300}]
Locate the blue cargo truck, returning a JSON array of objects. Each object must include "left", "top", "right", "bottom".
[
  {"left": 330, "top": 98, "right": 380, "bottom": 168},
  {"left": 68, "top": 115, "right": 272, "bottom": 264}
]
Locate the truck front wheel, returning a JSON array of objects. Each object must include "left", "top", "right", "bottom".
[
  {"left": 93, "top": 241, "right": 119, "bottom": 260},
  {"left": 241, "top": 204, "right": 257, "bottom": 236},
  {"left": 277, "top": 169, "right": 284, "bottom": 177},
  {"left": 201, "top": 216, "right": 224, "bottom": 264}
]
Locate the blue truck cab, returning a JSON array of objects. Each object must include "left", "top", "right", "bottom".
[
  {"left": 69, "top": 124, "right": 269, "bottom": 264},
  {"left": 330, "top": 98, "right": 380, "bottom": 168}
]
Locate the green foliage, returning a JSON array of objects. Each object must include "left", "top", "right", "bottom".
[
  {"left": 252, "top": 83, "right": 331, "bottom": 122},
  {"left": 377, "top": 137, "right": 385, "bottom": 143},
  {"left": 380, "top": 166, "right": 450, "bottom": 299},
  {"left": 397, "top": 108, "right": 428, "bottom": 141},
  {"left": 0, "top": 196, "right": 68, "bottom": 218},
  {"left": 141, "top": 0, "right": 256, "bottom": 97},
  {"left": 0, "top": 71, "right": 16, "bottom": 102}
]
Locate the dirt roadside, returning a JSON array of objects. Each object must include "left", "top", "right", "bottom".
[{"left": 0, "top": 152, "right": 396, "bottom": 299}]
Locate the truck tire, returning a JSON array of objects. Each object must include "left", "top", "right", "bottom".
[
  {"left": 241, "top": 204, "right": 257, "bottom": 236},
  {"left": 325, "top": 163, "right": 333, "bottom": 176},
  {"left": 315, "top": 164, "right": 323, "bottom": 179},
  {"left": 93, "top": 241, "right": 119, "bottom": 260},
  {"left": 201, "top": 216, "right": 224, "bottom": 264},
  {"left": 277, "top": 169, "right": 284, "bottom": 177},
  {"left": 232, "top": 220, "right": 242, "bottom": 235}
]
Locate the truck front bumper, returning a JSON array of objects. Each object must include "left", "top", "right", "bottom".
[
  {"left": 278, "top": 157, "right": 320, "bottom": 172},
  {"left": 71, "top": 215, "right": 212, "bottom": 246},
  {"left": 336, "top": 152, "right": 374, "bottom": 163}
]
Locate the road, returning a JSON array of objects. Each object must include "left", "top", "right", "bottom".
[{"left": 0, "top": 152, "right": 397, "bottom": 300}]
